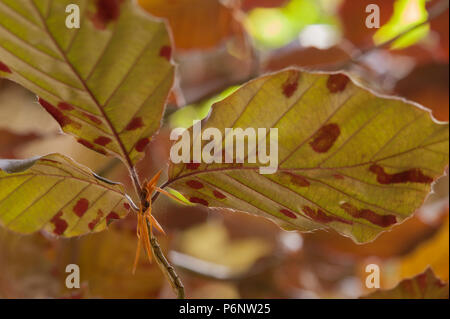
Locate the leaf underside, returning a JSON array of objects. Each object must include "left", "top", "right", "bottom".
[
  {"left": 0, "top": 0, "right": 174, "bottom": 167},
  {"left": 0, "top": 153, "right": 131, "bottom": 237},
  {"left": 168, "top": 69, "right": 449, "bottom": 243}
]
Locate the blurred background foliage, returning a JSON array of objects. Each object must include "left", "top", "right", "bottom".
[{"left": 0, "top": 0, "right": 448, "bottom": 298}]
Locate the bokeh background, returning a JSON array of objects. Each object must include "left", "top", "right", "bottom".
[{"left": 0, "top": 0, "right": 448, "bottom": 298}]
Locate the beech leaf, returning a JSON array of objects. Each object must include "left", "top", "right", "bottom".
[
  {"left": 0, "top": 0, "right": 174, "bottom": 167},
  {"left": 168, "top": 69, "right": 449, "bottom": 243},
  {"left": 0, "top": 153, "right": 132, "bottom": 236}
]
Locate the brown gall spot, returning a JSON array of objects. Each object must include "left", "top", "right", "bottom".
[
  {"left": 280, "top": 209, "right": 297, "bottom": 219},
  {"left": 106, "top": 212, "right": 120, "bottom": 225},
  {"left": 88, "top": 209, "right": 104, "bottom": 231},
  {"left": 327, "top": 74, "right": 350, "bottom": 93},
  {"left": 186, "top": 163, "right": 200, "bottom": 170},
  {"left": 94, "top": 136, "right": 112, "bottom": 146},
  {"left": 190, "top": 197, "right": 209, "bottom": 206},
  {"left": 186, "top": 180, "right": 204, "bottom": 189},
  {"left": 123, "top": 203, "right": 131, "bottom": 210},
  {"left": 369, "top": 164, "right": 433, "bottom": 184},
  {"left": 38, "top": 98, "right": 74, "bottom": 128},
  {"left": 285, "top": 172, "right": 310, "bottom": 187},
  {"left": 0, "top": 61, "right": 12, "bottom": 73},
  {"left": 213, "top": 190, "right": 226, "bottom": 199},
  {"left": 51, "top": 211, "right": 68, "bottom": 235},
  {"left": 303, "top": 205, "right": 352, "bottom": 225},
  {"left": 90, "top": 0, "right": 123, "bottom": 30},
  {"left": 125, "top": 117, "right": 144, "bottom": 131},
  {"left": 282, "top": 71, "right": 300, "bottom": 98},
  {"left": 58, "top": 102, "right": 75, "bottom": 111},
  {"left": 77, "top": 138, "right": 95, "bottom": 149},
  {"left": 340, "top": 202, "right": 397, "bottom": 227},
  {"left": 82, "top": 112, "right": 102, "bottom": 125},
  {"left": 135, "top": 138, "right": 150, "bottom": 152},
  {"left": 309, "top": 123, "right": 340, "bottom": 153},
  {"left": 73, "top": 198, "right": 89, "bottom": 217},
  {"left": 159, "top": 46, "right": 172, "bottom": 61}
]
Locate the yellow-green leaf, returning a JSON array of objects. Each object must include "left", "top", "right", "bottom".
[
  {"left": 0, "top": 0, "right": 174, "bottom": 166},
  {"left": 0, "top": 153, "right": 132, "bottom": 237},
  {"left": 167, "top": 69, "right": 449, "bottom": 243},
  {"left": 363, "top": 268, "right": 449, "bottom": 299}
]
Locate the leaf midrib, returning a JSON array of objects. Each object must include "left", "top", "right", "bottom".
[{"left": 30, "top": 0, "right": 134, "bottom": 169}]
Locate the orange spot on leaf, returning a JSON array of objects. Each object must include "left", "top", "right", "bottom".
[
  {"left": 369, "top": 164, "right": 433, "bottom": 184},
  {"left": 340, "top": 202, "right": 397, "bottom": 227},
  {"left": 213, "top": 190, "right": 226, "bottom": 199},
  {"left": 327, "top": 74, "right": 349, "bottom": 93},
  {"left": 159, "top": 46, "right": 172, "bottom": 61},
  {"left": 51, "top": 211, "right": 68, "bottom": 235},
  {"left": 282, "top": 71, "right": 300, "bottom": 98},
  {"left": 125, "top": 117, "right": 144, "bottom": 131},
  {"left": 190, "top": 197, "right": 209, "bottom": 206},
  {"left": 0, "top": 61, "right": 12, "bottom": 73},
  {"left": 135, "top": 138, "right": 150, "bottom": 152},
  {"left": 186, "top": 180, "right": 204, "bottom": 189},
  {"left": 280, "top": 209, "right": 297, "bottom": 219},
  {"left": 303, "top": 205, "right": 352, "bottom": 225},
  {"left": 309, "top": 123, "right": 340, "bottom": 153},
  {"left": 94, "top": 136, "right": 112, "bottom": 146},
  {"left": 73, "top": 198, "right": 89, "bottom": 217},
  {"left": 88, "top": 209, "right": 104, "bottom": 230}
]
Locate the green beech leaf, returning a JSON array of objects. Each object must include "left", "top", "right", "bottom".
[
  {"left": 0, "top": 0, "right": 174, "bottom": 166},
  {"left": 168, "top": 69, "right": 449, "bottom": 243},
  {"left": 363, "top": 268, "right": 449, "bottom": 299},
  {"left": 0, "top": 153, "right": 132, "bottom": 237}
]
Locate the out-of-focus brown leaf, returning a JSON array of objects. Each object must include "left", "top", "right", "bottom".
[
  {"left": 395, "top": 63, "right": 449, "bottom": 121},
  {"left": 240, "top": 0, "right": 289, "bottom": 11},
  {"left": 264, "top": 45, "right": 351, "bottom": 71},
  {"left": 0, "top": 129, "right": 39, "bottom": 158},
  {"left": 363, "top": 268, "right": 449, "bottom": 299},
  {"left": 303, "top": 214, "right": 439, "bottom": 260},
  {"left": 339, "top": 0, "right": 394, "bottom": 48},
  {"left": 138, "top": 0, "right": 244, "bottom": 50}
]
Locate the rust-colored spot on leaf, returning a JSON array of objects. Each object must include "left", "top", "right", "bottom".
[
  {"left": 159, "top": 45, "right": 172, "bottom": 61},
  {"left": 94, "top": 136, "right": 112, "bottom": 146},
  {"left": 38, "top": 98, "right": 75, "bottom": 128},
  {"left": 186, "top": 180, "right": 204, "bottom": 189},
  {"left": 73, "top": 198, "right": 89, "bottom": 217},
  {"left": 309, "top": 123, "right": 340, "bottom": 153},
  {"left": 50, "top": 211, "right": 68, "bottom": 235},
  {"left": 186, "top": 163, "right": 201, "bottom": 170},
  {"left": 333, "top": 174, "right": 344, "bottom": 180},
  {"left": 88, "top": 209, "right": 104, "bottom": 230},
  {"left": 282, "top": 71, "right": 300, "bottom": 98},
  {"left": 106, "top": 211, "right": 120, "bottom": 225},
  {"left": 123, "top": 203, "right": 131, "bottom": 210},
  {"left": 0, "top": 61, "right": 12, "bottom": 73},
  {"left": 303, "top": 206, "right": 352, "bottom": 225},
  {"left": 280, "top": 209, "right": 297, "bottom": 219},
  {"left": 135, "top": 138, "right": 150, "bottom": 152},
  {"left": 286, "top": 172, "right": 310, "bottom": 187},
  {"left": 58, "top": 102, "right": 74, "bottom": 111},
  {"left": 213, "top": 190, "right": 226, "bottom": 199},
  {"left": 327, "top": 74, "right": 350, "bottom": 93},
  {"left": 77, "top": 138, "right": 94, "bottom": 149},
  {"left": 125, "top": 117, "right": 144, "bottom": 131},
  {"left": 369, "top": 164, "right": 433, "bottom": 184},
  {"left": 340, "top": 202, "right": 397, "bottom": 227},
  {"left": 90, "top": 0, "right": 123, "bottom": 30},
  {"left": 82, "top": 112, "right": 102, "bottom": 125},
  {"left": 190, "top": 197, "right": 209, "bottom": 206}
]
